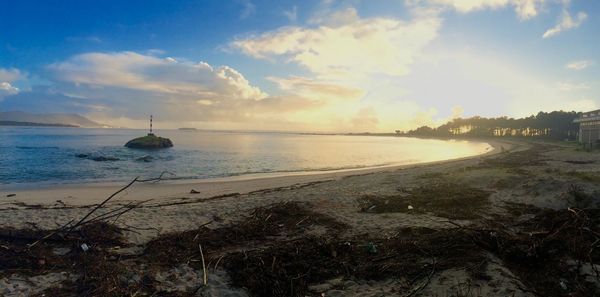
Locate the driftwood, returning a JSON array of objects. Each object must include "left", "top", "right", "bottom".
[{"left": 29, "top": 172, "right": 173, "bottom": 249}]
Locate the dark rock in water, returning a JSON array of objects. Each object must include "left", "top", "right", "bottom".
[
  {"left": 136, "top": 155, "right": 153, "bottom": 162},
  {"left": 6, "top": 194, "right": 16, "bottom": 198},
  {"left": 92, "top": 156, "right": 120, "bottom": 162},
  {"left": 75, "top": 153, "right": 89, "bottom": 158},
  {"left": 125, "top": 134, "right": 173, "bottom": 149},
  {"left": 190, "top": 189, "right": 201, "bottom": 194}
]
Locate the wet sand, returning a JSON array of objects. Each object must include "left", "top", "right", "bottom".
[{"left": 0, "top": 140, "right": 501, "bottom": 207}]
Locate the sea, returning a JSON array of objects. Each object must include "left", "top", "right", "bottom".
[{"left": 0, "top": 127, "right": 492, "bottom": 186}]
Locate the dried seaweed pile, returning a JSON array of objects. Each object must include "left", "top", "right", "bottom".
[
  {"left": 474, "top": 207, "right": 600, "bottom": 296},
  {"left": 0, "top": 221, "right": 135, "bottom": 296},
  {"left": 0, "top": 202, "right": 349, "bottom": 296},
  {"left": 144, "top": 201, "right": 349, "bottom": 266},
  {"left": 222, "top": 227, "right": 488, "bottom": 297},
  {"left": 1, "top": 203, "right": 599, "bottom": 297},
  {"left": 478, "top": 144, "right": 552, "bottom": 169},
  {"left": 213, "top": 206, "right": 600, "bottom": 297},
  {"left": 358, "top": 182, "right": 491, "bottom": 219},
  {"left": 2, "top": 165, "right": 600, "bottom": 297}
]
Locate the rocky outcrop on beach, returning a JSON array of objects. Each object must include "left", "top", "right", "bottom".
[
  {"left": 75, "top": 153, "right": 120, "bottom": 162},
  {"left": 91, "top": 156, "right": 120, "bottom": 162},
  {"left": 125, "top": 134, "right": 173, "bottom": 149}
]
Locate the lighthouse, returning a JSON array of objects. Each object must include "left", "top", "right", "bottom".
[
  {"left": 124, "top": 114, "right": 173, "bottom": 149},
  {"left": 148, "top": 115, "right": 155, "bottom": 136}
]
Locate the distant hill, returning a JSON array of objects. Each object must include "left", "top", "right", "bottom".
[
  {"left": 0, "top": 120, "right": 79, "bottom": 127},
  {"left": 0, "top": 111, "right": 104, "bottom": 128}
]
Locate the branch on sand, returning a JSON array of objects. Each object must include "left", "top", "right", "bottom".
[{"left": 28, "top": 171, "right": 173, "bottom": 249}]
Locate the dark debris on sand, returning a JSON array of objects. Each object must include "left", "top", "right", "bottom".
[
  {"left": 1, "top": 200, "right": 599, "bottom": 297},
  {"left": 358, "top": 182, "right": 491, "bottom": 220}
]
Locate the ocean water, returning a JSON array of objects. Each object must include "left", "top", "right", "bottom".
[{"left": 0, "top": 127, "right": 491, "bottom": 186}]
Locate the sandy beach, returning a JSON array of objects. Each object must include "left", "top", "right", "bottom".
[
  {"left": 0, "top": 140, "right": 499, "bottom": 208},
  {"left": 2, "top": 139, "right": 600, "bottom": 296}
]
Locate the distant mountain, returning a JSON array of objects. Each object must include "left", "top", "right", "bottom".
[
  {"left": 0, "top": 120, "right": 78, "bottom": 127},
  {"left": 0, "top": 111, "right": 104, "bottom": 128}
]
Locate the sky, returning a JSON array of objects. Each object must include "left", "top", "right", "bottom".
[{"left": 0, "top": 0, "right": 598, "bottom": 132}]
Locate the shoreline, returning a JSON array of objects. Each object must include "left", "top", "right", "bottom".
[
  {"left": 0, "top": 140, "right": 511, "bottom": 207},
  {"left": 4, "top": 138, "right": 600, "bottom": 296}
]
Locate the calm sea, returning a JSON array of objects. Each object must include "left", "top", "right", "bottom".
[{"left": 0, "top": 127, "right": 491, "bottom": 186}]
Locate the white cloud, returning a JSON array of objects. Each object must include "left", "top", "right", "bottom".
[
  {"left": 558, "top": 81, "right": 590, "bottom": 91},
  {"left": 543, "top": 9, "right": 587, "bottom": 38},
  {"left": 49, "top": 52, "right": 266, "bottom": 100},
  {"left": 0, "top": 68, "right": 23, "bottom": 82},
  {"left": 283, "top": 5, "right": 298, "bottom": 22},
  {"left": 388, "top": 49, "right": 595, "bottom": 121},
  {"left": 351, "top": 107, "right": 379, "bottom": 131},
  {"left": 0, "top": 82, "right": 19, "bottom": 98},
  {"left": 0, "top": 68, "right": 25, "bottom": 99},
  {"left": 232, "top": 7, "right": 441, "bottom": 78},
  {"left": 406, "top": 0, "right": 546, "bottom": 20},
  {"left": 566, "top": 60, "right": 593, "bottom": 70},
  {"left": 267, "top": 76, "right": 364, "bottom": 102},
  {"left": 45, "top": 51, "right": 331, "bottom": 128}
]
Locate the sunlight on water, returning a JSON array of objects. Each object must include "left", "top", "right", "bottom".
[{"left": 0, "top": 127, "right": 491, "bottom": 185}]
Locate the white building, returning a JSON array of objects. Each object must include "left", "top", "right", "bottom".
[{"left": 574, "top": 110, "right": 600, "bottom": 147}]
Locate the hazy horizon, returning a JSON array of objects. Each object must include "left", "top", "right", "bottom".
[{"left": 1, "top": 0, "right": 598, "bottom": 132}]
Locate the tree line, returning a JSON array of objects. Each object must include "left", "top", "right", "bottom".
[{"left": 401, "top": 111, "right": 581, "bottom": 140}]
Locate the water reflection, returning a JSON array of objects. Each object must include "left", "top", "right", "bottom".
[{"left": 0, "top": 127, "right": 491, "bottom": 185}]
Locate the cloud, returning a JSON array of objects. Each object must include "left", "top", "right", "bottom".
[
  {"left": 406, "top": 0, "right": 546, "bottom": 20},
  {"left": 267, "top": 76, "right": 364, "bottom": 102},
  {"left": 49, "top": 52, "right": 267, "bottom": 100},
  {"left": 0, "top": 68, "right": 23, "bottom": 82},
  {"left": 39, "top": 51, "right": 332, "bottom": 128},
  {"left": 543, "top": 9, "right": 587, "bottom": 38},
  {"left": 283, "top": 5, "right": 298, "bottom": 22},
  {"left": 232, "top": 7, "right": 441, "bottom": 78},
  {"left": 390, "top": 49, "right": 595, "bottom": 121},
  {"left": 0, "top": 82, "right": 19, "bottom": 98},
  {"left": 351, "top": 107, "right": 379, "bottom": 131},
  {"left": 0, "top": 68, "right": 25, "bottom": 99},
  {"left": 0, "top": 86, "right": 93, "bottom": 112},
  {"left": 566, "top": 60, "right": 593, "bottom": 70},
  {"left": 558, "top": 81, "right": 590, "bottom": 91}
]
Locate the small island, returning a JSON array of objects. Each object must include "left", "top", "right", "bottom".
[
  {"left": 178, "top": 127, "right": 197, "bottom": 131},
  {"left": 125, "top": 115, "right": 173, "bottom": 149}
]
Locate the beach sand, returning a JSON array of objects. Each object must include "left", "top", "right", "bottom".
[{"left": 2, "top": 139, "right": 600, "bottom": 296}]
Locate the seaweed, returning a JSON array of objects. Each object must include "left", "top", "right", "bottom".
[{"left": 358, "top": 182, "right": 491, "bottom": 220}]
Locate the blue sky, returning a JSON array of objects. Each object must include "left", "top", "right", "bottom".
[{"left": 0, "top": 0, "right": 598, "bottom": 131}]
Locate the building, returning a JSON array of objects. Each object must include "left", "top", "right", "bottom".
[{"left": 574, "top": 109, "right": 600, "bottom": 146}]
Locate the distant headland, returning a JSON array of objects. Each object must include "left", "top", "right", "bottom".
[
  {"left": 0, "top": 111, "right": 105, "bottom": 128},
  {"left": 0, "top": 120, "right": 78, "bottom": 127}
]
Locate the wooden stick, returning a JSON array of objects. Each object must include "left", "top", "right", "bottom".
[
  {"left": 199, "top": 243, "right": 208, "bottom": 286},
  {"left": 84, "top": 199, "right": 153, "bottom": 225},
  {"left": 137, "top": 171, "right": 175, "bottom": 183},
  {"left": 69, "top": 177, "right": 140, "bottom": 231},
  {"left": 403, "top": 258, "right": 436, "bottom": 297},
  {"left": 28, "top": 219, "right": 74, "bottom": 248}
]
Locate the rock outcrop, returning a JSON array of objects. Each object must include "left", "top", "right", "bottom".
[{"left": 125, "top": 134, "right": 173, "bottom": 149}]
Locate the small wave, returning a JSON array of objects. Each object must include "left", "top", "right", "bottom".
[
  {"left": 16, "top": 146, "right": 59, "bottom": 150},
  {"left": 221, "top": 163, "right": 395, "bottom": 177}
]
